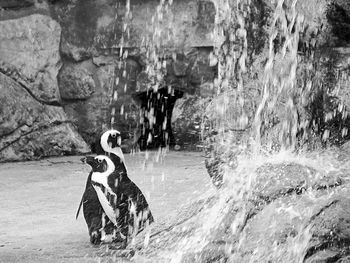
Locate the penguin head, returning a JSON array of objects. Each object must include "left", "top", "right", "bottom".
[
  {"left": 82, "top": 155, "right": 115, "bottom": 173},
  {"left": 100, "top": 129, "right": 122, "bottom": 152}
]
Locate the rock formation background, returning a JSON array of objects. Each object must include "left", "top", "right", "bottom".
[
  {"left": 1, "top": 1, "right": 350, "bottom": 262},
  {"left": 0, "top": 0, "right": 218, "bottom": 161},
  {"left": 1, "top": 0, "right": 350, "bottom": 162}
]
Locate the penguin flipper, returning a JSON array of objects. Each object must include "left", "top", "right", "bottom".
[{"left": 75, "top": 195, "right": 84, "bottom": 220}]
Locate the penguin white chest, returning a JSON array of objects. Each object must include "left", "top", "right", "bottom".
[{"left": 93, "top": 186, "right": 118, "bottom": 226}]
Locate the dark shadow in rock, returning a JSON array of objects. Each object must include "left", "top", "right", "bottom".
[
  {"left": 132, "top": 88, "right": 183, "bottom": 151},
  {"left": 327, "top": 1, "right": 350, "bottom": 45}
]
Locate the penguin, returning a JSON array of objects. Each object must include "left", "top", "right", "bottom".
[
  {"left": 76, "top": 129, "right": 127, "bottom": 244},
  {"left": 82, "top": 155, "right": 154, "bottom": 247}
]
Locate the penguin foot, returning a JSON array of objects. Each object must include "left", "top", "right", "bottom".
[
  {"left": 90, "top": 231, "right": 101, "bottom": 245},
  {"left": 100, "top": 233, "right": 115, "bottom": 244}
]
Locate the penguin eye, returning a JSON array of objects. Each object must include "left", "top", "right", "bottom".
[
  {"left": 111, "top": 133, "right": 116, "bottom": 138},
  {"left": 98, "top": 159, "right": 103, "bottom": 163}
]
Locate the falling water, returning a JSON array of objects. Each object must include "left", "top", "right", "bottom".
[
  {"left": 109, "top": 0, "right": 132, "bottom": 130},
  {"left": 101, "top": 0, "right": 349, "bottom": 262},
  {"left": 134, "top": 0, "right": 349, "bottom": 262}
]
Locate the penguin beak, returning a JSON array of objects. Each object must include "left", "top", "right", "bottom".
[{"left": 81, "top": 156, "right": 95, "bottom": 166}]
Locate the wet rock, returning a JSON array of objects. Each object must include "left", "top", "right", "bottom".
[
  {"left": 92, "top": 55, "right": 115, "bottom": 67},
  {"left": 58, "top": 63, "right": 96, "bottom": 100},
  {"left": 62, "top": 63, "right": 115, "bottom": 147},
  {"left": 49, "top": 0, "right": 217, "bottom": 149},
  {"left": 62, "top": 58, "right": 141, "bottom": 149},
  {"left": 0, "top": 0, "right": 34, "bottom": 10},
  {"left": 326, "top": 0, "right": 350, "bottom": 45},
  {"left": 0, "top": 14, "right": 61, "bottom": 104},
  {"left": 130, "top": 154, "right": 350, "bottom": 263},
  {"left": 254, "top": 162, "right": 343, "bottom": 202},
  {"left": 232, "top": 187, "right": 350, "bottom": 262},
  {"left": 171, "top": 95, "right": 210, "bottom": 150},
  {"left": 51, "top": 0, "right": 215, "bottom": 57},
  {"left": 0, "top": 72, "right": 89, "bottom": 162},
  {"left": 60, "top": 37, "right": 95, "bottom": 62},
  {"left": 172, "top": 58, "right": 189, "bottom": 77},
  {"left": 305, "top": 193, "right": 350, "bottom": 262}
]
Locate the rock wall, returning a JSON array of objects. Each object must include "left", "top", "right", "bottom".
[
  {"left": 1, "top": 0, "right": 349, "bottom": 160},
  {"left": 51, "top": 0, "right": 217, "bottom": 150},
  {"left": 0, "top": 12, "right": 89, "bottom": 161},
  {"left": 0, "top": 0, "right": 218, "bottom": 159}
]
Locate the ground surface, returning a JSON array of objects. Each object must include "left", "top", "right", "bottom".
[{"left": 0, "top": 151, "right": 210, "bottom": 263}]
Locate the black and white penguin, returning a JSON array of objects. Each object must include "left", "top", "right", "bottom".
[
  {"left": 76, "top": 129, "right": 127, "bottom": 244},
  {"left": 83, "top": 155, "right": 154, "bottom": 247}
]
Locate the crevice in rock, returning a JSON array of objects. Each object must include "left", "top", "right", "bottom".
[
  {"left": 0, "top": 0, "right": 35, "bottom": 10},
  {"left": 254, "top": 178, "right": 344, "bottom": 206},
  {"left": 0, "top": 120, "right": 72, "bottom": 154},
  {"left": 0, "top": 61, "right": 61, "bottom": 107},
  {"left": 133, "top": 87, "right": 184, "bottom": 150},
  {"left": 303, "top": 199, "right": 350, "bottom": 262},
  {"left": 256, "top": 183, "right": 307, "bottom": 204},
  {"left": 304, "top": 238, "right": 350, "bottom": 262},
  {"left": 61, "top": 97, "right": 91, "bottom": 103},
  {"left": 0, "top": 122, "right": 29, "bottom": 138},
  {"left": 308, "top": 200, "right": 340, "bottom": 223}
]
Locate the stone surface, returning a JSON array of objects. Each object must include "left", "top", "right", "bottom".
[
  {"left": 171, "top": 94, "right": 210, "bottom": 150},
  {"left": 326, "top": 0, "right": 350, "bottom": 45},
  {"left": 0, "top": 14, "right": 61, "bottom": 103},
  {"left": 48, "top": 0, "right": 217, "bottom": 151},
  {"left": 0, "top": 0, "right": 34, "bottom": 9},
  {"left": 58, "top": 62, "right": 96, "bottom": 100},
  {"left": 130, "top": 150, "right": 350, "bottom": 263},
  {"left": 61, "top": 58, "right": 142, "bottom": 149},
  {"left": 51, "top": 0, "right": 216, "bottom": 61},
  {"left": 0, "top": 72, "right": 89, "bottom": 162}
]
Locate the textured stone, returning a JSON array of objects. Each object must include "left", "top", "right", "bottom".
[
  {"left": 51, "top": 0, "right": 216, "bottom": 61},
  {"left": 58, "top": 63, "right": 96, "bottom": 100},
  {"left": 0, "top": 0, "right": 34, "bottom": 9},
  {"left": 132, "top": 156, "right": 350, "bottom": 262},
  {"left": 62, "top": 64, "right": 115, "bottom": 147},
  {"left": 233, "top": 188, "right": 350, "bottom": 262},
  {"left": 62, "top": 58, "right": 142, "bottom": 149},
  {"left": 0, "top": 14, "right": 61, "bottom": 103},
  {"left": 171, "top": 94, "right": 210, "bottom": 150},
  {"left": 0, "top": 72, "right": 89, "bottom": 161},
  {"left": 326, "top": 0, "right": 350, "bottom": 45},
  {"left": 60, "top": 37, "right": 95, "bottom": 62}
]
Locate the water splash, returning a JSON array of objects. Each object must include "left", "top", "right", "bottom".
[
  {"left": 98, "top": 0, "right": 350, "bottom": 261},
  {"left": 152, "top": 0, "right": 348, "bottom": 261}
]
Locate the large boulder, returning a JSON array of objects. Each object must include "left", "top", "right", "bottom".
[
  {"left": 171, "top": 94, "right": 211, "bottom": 150},
  {"left": 130, "top": 150, "right": 350, "bottom": 263},
  {"left": 58, "top": 63, "right": 95, "bottom": 100},
  {"left": 51, "top": 0, "right": 216, "bottom": 61},
  {"left": 0, "top": 72, "right": 89, "bottom": 162},
  {"left": 0, "top": 0, "right": 35, "bottom": 10},
  {"left": 0, "top": 14, "right": 62, "bottom": 103}
]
